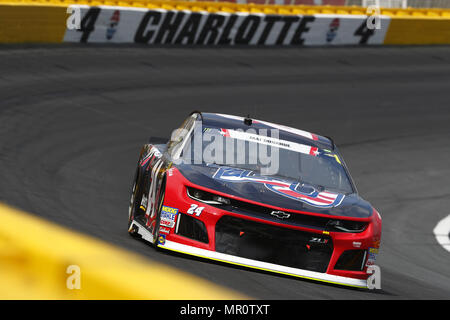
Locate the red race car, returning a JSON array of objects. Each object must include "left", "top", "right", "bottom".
[{"left": 128, "top": 112, "right": 382, "bottom": 288}]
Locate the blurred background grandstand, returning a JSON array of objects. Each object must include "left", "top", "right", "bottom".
[{"left": 186, "top": 0, "right": 450, "bottom": 8}]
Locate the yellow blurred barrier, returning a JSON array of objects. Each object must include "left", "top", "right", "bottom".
[
  {"left": 1, "top": 0, "right": 450, "bottom": 17},
  {"left": 0, "top": 4, "right": 67, "bottom": 43},
  {"left": 384, "top": 16, "right": 450, "bottom": 44},
  {"left": 0, "top": 203, "right": 247, "bottom": 299}
]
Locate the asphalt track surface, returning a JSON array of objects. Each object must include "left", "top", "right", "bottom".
[{"left": 1, "top": 44, "right": 450, "bottom": 299}]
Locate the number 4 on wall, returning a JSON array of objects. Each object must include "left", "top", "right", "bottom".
[
  {"left": 354, "top": 18, "right": 375, "bottom": 45},
  {"left": 77, "top": 7, "right": 101, "bottom": 43}
]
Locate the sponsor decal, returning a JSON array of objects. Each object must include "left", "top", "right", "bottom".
[
  {"left": 353, "top": 241, "right": 362, "bottom": 248},
  {"left": 158, "top": 234, "right": 166, "bottom": 245},
  {"left": 366, "top": 247, "right": 378, "bottom": 266},
  {"left": 217, "top": 114, "right": 319, "bottom": 141},
  {"left": 213, "top": 167, "right": 345, "bottom": 208},
  {"left": 159, "top": 227, "right": 170, "bottom": 234},
  {"left": 373, "top": 239, "right": 381, "bottom": 248},
  {"left": 106, "top": 10, "right": 120, "bottom": 40},
  {"left": 160, "top": 205, "right": 178, "bottom": 228},
  {"left": 162, "top": 206, "right": 178, "bottom": 215},
  {"left": 326, "top": 18, "right": 340, "bottom": 43},
  {"left": 219, "top": 128, "right": 320, "bottom": 157},
  {"left": 369, "top": 247, "right": 379, "bottom": 254}
]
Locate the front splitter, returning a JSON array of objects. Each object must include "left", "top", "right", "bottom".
[{"left": 158, "top": 239, "right": 368, "bottom": 289}]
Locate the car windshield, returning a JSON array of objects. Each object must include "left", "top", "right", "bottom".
[{"left": 179, "top": 124, "right": 354, "bottom": 194}]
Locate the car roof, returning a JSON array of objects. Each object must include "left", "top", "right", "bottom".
[{"left": 199, "top": 112, "right": 334, "bottom": 150}]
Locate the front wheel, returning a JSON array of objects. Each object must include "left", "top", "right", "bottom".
[
  {"left": 128, "top": 169, "right": 142, "bottom": 237},
  {"left": 151, "top": 177, "right": 166, "bottom": 247}
]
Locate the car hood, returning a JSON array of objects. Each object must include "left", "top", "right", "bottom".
[{"left": 175, "top": 163, "right": 373, "bottom": 218}]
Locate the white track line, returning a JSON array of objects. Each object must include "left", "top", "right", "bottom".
[{"left": 433, "top": 214, "right": 450, "bottom": 253}]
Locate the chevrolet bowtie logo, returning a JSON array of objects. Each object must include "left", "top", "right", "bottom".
[{"left": 270, "top": 211, "right": 290, "bottom": 219}]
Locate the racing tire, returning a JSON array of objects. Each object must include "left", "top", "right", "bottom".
[
  {"left": 128, "top": 168, "right": 143, "bottom": 237},
  {"left": 151, "top": 176, "right": 166, "bottom": 248}
]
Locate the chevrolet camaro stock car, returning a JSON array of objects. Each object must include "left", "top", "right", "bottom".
[{"left": 127, "top": 112, "right": 382, "bottom": 288}]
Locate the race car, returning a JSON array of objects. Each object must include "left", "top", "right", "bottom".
[{"left": 127, "top": 111, "right": 382, "bottom": 288}]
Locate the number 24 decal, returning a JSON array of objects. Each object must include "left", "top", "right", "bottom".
[{"left": 187, "top": 204, "right": 204, "bottom": 216}]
